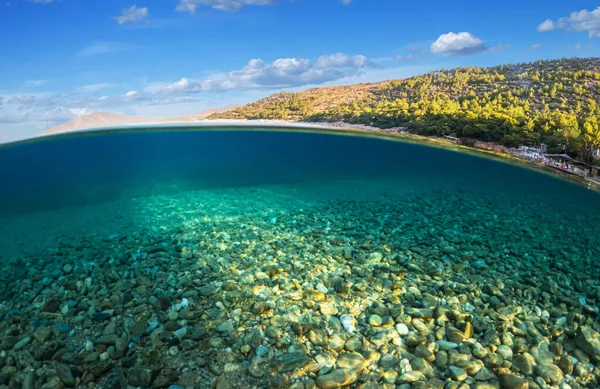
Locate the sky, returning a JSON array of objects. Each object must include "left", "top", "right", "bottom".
[{"left": 1, "top": 0, "right": 600, "bottom": 140}]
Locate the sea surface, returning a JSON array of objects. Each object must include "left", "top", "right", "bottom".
[{"left": 1, "top": 126, "right": 600, "bottom": 389}]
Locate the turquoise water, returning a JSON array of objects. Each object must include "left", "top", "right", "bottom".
[{"left": 1, "top": 126, "right": 600, "bottom": 389}]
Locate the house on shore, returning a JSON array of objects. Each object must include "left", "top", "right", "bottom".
[{"left": 541, "top": 154, "right": 595, "bottom": 178}]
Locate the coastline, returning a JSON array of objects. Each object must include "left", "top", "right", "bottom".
[{"left": 6, "top": 118, "right": 600, "bottom": 193}]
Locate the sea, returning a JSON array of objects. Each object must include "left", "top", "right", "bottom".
[{"left": 0, "top": 126, "right": 599, "bottom": 389}]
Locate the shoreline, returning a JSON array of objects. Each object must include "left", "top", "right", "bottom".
[{"left": 5, "top": 118, "right": 600, "bottom": 192}]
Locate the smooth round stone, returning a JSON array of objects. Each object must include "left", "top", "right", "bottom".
[
  {"left": 315, "top": 369, "right": 358, "bottom": 389},
  {"left": 499, "top": 373, "right": 528, "bottom": 389},
  {"left": 497, "top": 345, "right": 513, "bottom": 360},
  {"left": 217, "top": 321, "right": 234, "bottom": 333},
  {"left": 410, "top": 358, "right": 431, "bottom": 373},
  {"left": 448, "top": 366, "right": 467, "bottom": 381},
  {"left": 535, "top": 364, "right": 564, "bottom": 384},
  {"left": 309, "top": 329, "right": 328, "bottom": 346},
  {"left": 435, "top": 351, "right": 448, "bottom": 369},
  {"left": 512, "top": 352, "right": 536, "bottom": 376},
  {"left": 319, "top": 302, "right": 338, "bottom": 316},
  {"left": 460, "top": 359, "right": 484, "bottom": 375},
  {"left": 379, "top": 354, "right": 399, "bottom": 370},
  {"left": 344, "top": 337, "right": 363, "bottom": 352},
  {"left": 328, "top": 334, "right": 345, "bottom": 351},
  {"left": 438, "top": 340, "right": 459, "bottom": 351},
  {"left": 397, "top": 371, "right": 425, "bottom": 383},
  {"left": 382, "top": 370, "right": 398, "bottom": 384},
  {"left": 167, "top": 311, "right": 178, "bottom": 321},
  {"left": 474, "top": 384, "right": 497, "bottom": 389},
  {"left": 336, "top": 352, "right": 365, "bottom": 370},
  {"left": 414, "top": 344, "right": 435, "bottom": 362},
  {"left": 256, "top": 345, "right": 269, "bottom": 356},
  {"left": 368, "top": 314, "right": 383, "bottom": 327},
  {"left": 474, "top": 367, "right": 496, "bottom": 381},
  {"left": 274, "top": 353, "right": 310, "bottom": 373},
  {"left": 472, "top": 343, "right": 489, "bottom": 359},
  {"left": 396, "top": 323, "right": 409, "bottom": 336},
  {"left": 411, "top": 319, "right": 429, "bottom": 333}
]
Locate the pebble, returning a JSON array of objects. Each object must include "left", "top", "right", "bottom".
[
  {"left": 315, "top": 369, "right": 358, "bottom": 388},
  {"left": 395, "top": 323, "right": 409, "bottom": 336},
  {"left": 497, "top": 345, "right": 513, "bottom": 360},
  {"left": 275, "top": 352, "right": 311, "bottom": 372},
  {"left": 368, "top": 314, "right": 383, "bottom": 327},
  {"left": 535, "top": 364, "right": 564, "bottom": 384},
  {"left": 335, "top": 352, "right": 365, "bottom": 370},
  {"left": 217, "top": 321, "right": 234, "bottom": 333},
  {"left": 448, "top": 366, "right": 467, "bottom": 381}
]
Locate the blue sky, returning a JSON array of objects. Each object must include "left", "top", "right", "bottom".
[{"left": 1, "top": 0, "right": 600, "bottom": 140}]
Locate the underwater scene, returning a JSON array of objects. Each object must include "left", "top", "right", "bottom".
[{"left": 1, "top": 126, "right": 600, "bottom": 389}]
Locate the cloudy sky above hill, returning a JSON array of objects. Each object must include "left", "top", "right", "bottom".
[{"left": 0, "top": 0, "right": 598, "bottom": 139}]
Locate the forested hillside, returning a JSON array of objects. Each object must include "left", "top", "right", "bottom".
[{"left": 210, "top": 58, "right": 600, "bottom": 163}]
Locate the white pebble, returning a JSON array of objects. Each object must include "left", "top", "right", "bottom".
[{"left": 395, "top": 323, "right": 409, "bottom": 336}]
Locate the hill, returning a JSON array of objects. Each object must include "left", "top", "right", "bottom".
[
  {"left": 209, "top": 57, "right": 600, "bottom": 163},
  {"left": 43, "top": 112, "right": 157, "bottom": 134}
]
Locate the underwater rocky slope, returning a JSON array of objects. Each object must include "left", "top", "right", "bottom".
[{"left": 1, "top": 182, "right": 600, "bottom": 389}]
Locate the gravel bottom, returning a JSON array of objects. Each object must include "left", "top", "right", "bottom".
[{"left": 1, "top": 181, "right": 600, "bottom": 389}]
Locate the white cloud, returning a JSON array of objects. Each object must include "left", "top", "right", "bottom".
[
  {"left": 431, "top": 32, "right": 487, "bottom": 56},
  {"left": 176, "top": 0, "right": 277, "bottom": 14},
  {"left": 538, "top": 7, "right": 600, "bottom": 38},
  {"left": 114, "top": 5, "right": 149, "bottom": 24},
  {"left": 341, "top": 0, "right": 351, "bottom": 4},
  {"left": 537, "top": 19, "right": 556, "bottom": 33},
  {"left": 78, "top": 42, "right": 132, "bottom": 56},
  {"left": 6, "top": 95, "right": 41, "bottom": 105},
  {"left": 314, "top": 53, "right": 369, "bottom": 69},
  {"left": 160, "top": 53, "right": 373, "bottom": 93},
  {"left": 529, "top": 43, "right": 542, "bottom": 50},
  {"left": 2, "top": 51, "right": 386, "bottom": 138},
  {"left": 77, "top": 83, "right": 116, "bottom": 93},
  {"left": 569, "top": 43, "right": 595, "bottom": 51},
  {"left": 22, "top": 80, "right": 47, "bottom": 87},
  {"left": 24, "top": 0, "right": 53, "bottom": 3},
  {"left": 0, "top": 111, "right": 28, "bottom": 123}
]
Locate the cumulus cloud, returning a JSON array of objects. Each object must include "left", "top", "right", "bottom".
[
  {"left": 529, "top": 43, "right": 542, "bottom": 50},
  {"left": 160, "top": 53, "right": 373, "bottom": 93},
  {"left": 176, "top": 0, "right": 277, "bottom": 14},
  {"left": 78, "top": 42, "right": 132, "bottom": 56},
  {"left": 537, "top": 19, "right": 556, "bottom": 33},
  {"left": 0, "top": 111, "right": 28, "bottom": 123},
  {"left": 114, "top": 5, "right": 149, "bottom": 24},
  {"left": 5, "top": 52, "right": 374, "bottom": 130},
  {"left": 538, "top": 7, "right": 600, "bottom": 38},
  {"left": 431, "top": 32, "right": 487, "bottom": 56},
  {"left": 22, "top": 80, "right": 47, "bottom": 87}
]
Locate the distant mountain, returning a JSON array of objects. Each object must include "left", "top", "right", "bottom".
[
  {"left": 161, "top": 105, "right": 242, "bottom": 122},
  {"left": 42, "top": 106, "right": 241, "bottom": 135},
  {"left": 43, "top": 112, "right": 157, "bottom": 134}
]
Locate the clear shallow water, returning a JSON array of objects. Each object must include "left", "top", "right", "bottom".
[{"left": 1, "top": 127, "right": 600, "bottom": 389}]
